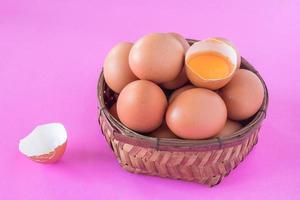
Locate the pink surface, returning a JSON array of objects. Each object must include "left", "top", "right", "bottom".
[{"left": 1, "top": 0, "right": 299, "bottom": 199}]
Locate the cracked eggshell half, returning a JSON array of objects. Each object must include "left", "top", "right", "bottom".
[
  {"left": 185, "top": 38, "right": 240, "bottom": 90},
  {"left": 19, "top": 123, "right": 67, "bottom": 163},
  {"left": 213, "top": 37, "right": 241, "bottom": 68}
]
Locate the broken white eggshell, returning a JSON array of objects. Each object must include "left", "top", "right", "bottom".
[{"left": 19, "top": 123, "right": 67, "bottom": 163}]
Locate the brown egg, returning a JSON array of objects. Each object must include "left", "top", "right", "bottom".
[
  {"left": 168, "top": 85, "right": 195, "bottom": 103},
  {"left": 168, "top": 32, "right": 190, "bottom": 51},
  {"left": 104, "top": 42, "right": 138, "bottom": 93},
  {"left": 161, "top": 69, "right": 188, "bottom": 90},
  {"left": 216, "top": 119, "right": 242, "bottom": 137},
  {"left": 220, "top": 69, "right": 264, "bottom": 120},
  {"left": 117, "top": 80, "right": 167, "bottom": 133},
  {"left": 148, "top": 123, "right": 178, "bottom": 139},
  {"left": 129, "top": 33, "right": 184, "bottom": 83},
  {"left": 166, "top": 88, "right": 227, "bottom": 139},
  {"left": 109, "top": 103, "right": 119, "bottom": 120},
  {"left": 162, "top": 33, "right": 190, "bottom": 89}
]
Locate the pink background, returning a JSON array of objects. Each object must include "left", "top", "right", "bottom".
[{"left": 1, "top": 0, "right": 299, "bottom": 199}]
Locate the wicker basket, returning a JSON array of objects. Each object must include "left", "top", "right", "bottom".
[{"left": 97, "top": 39, "right": 269, "bottom": 186}]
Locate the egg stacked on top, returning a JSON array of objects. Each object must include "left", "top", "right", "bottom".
[{"left": 103, "top": 33, "right": 264, "bottom": 140}]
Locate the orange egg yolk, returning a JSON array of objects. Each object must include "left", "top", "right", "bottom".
[{"left": 187, "top": 52, "right": 232, "bottom": 79}]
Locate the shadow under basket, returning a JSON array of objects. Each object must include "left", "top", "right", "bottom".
[{"left": 97, "top": 39, "right": 269, "bottom": 187}]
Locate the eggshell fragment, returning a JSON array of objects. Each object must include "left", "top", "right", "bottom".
[
  {"left": 129, "top": 33, "right": 184, "bottom": 83},
  {"left": 117, "top": 80, "right": 167, "bottom": 133},
  {"left": 185, "top": 38, "right": 240, "bottom": 90},
  {"left": 19, "top": 123, "right": 67, "bottom": 163},
  {"left": 166, "top": 88, "right": 227, "bottom": 139},
  {"left": 220, "top": 69, "right": 264, "bottom": 120},
  {"left": 216, "top": 119, "right": 242, "bottom": 137},
  {"left": 104, "top": 42, "right": 138, "bottom": 93}
]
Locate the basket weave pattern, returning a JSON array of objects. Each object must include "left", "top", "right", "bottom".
[
  {"left": 97, "top": 39, "right": 268, "bottom": 186},
  {"left": 99, "top": 113, "right": 259, "bottom": 186}
]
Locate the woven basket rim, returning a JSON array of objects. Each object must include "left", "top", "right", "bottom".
[{"left": 97, "top": 38, "right": 269, "bottom": 150}]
